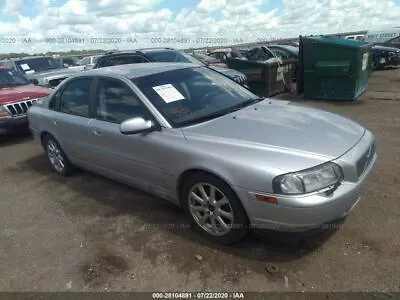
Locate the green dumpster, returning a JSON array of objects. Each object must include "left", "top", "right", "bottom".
[
  {"left": 299, "top": 36, "right": 372, "bottom": 100},
  {"left": 226, "top": 57, "right": 294, "bottom": 97}
]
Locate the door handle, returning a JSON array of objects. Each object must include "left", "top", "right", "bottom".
[
  {"left": 53, "top": 120, "right": 59, "bottom": 126},
  {"left": 93, "top": 129, "right": 102, "bottom": 136}
]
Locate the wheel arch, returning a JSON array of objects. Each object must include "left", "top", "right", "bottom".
[
  {"left": 40, "top": 131, "right": 67, "bottom": 154},
  {"left": 40, "top": 131, "right": 53, "bottom": 149},
  {"left": 176, "top": 167, "right": 238, "bottom": 205}
]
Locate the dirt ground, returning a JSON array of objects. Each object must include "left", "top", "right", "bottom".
[{"left": 0, "top": 69, "right": 399, "bottom": 292}]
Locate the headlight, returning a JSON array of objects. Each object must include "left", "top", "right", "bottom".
[
  {"left": 273, "top": 162, "right": 343, "bottom": 195},
  {"left": 38, "top": 78, "right": 49, "bottom": 86},
  {"left": 0, "top": 105, "right": 10, "bottom": 117}
]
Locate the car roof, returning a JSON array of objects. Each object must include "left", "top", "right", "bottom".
[
  {"left": 77, "top": 62, "right": 197, "bottom": 79},
  {"left": 9, "top": 56, "right": 52, "bottom": 61}
]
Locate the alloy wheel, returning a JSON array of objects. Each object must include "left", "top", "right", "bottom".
[
  {"left": 47, "top": 140, "right": 65, "bottom": 173},
  {"left": 188, "top": 183, "right": 234, "bottom": 236}
]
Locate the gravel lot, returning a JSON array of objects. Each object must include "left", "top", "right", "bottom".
[{"left": 0, "top": 69, "right": 399, "bottom": 292}]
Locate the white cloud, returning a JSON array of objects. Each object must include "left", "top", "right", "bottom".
[
  {"left": 2, "top": 0, "right": 23, "bottom": 16},
  {"left": 36, "top": 0, "right": 51, "bottom": 6},
  {"left": 1, "top": 0, "right": 400, "bottom": 53},
  {"left": 197, "top": 0, "right": 226, "bottom": 12}
]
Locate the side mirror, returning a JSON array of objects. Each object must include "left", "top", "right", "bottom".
[{"left": 120, "top": 117, "right": 156, "bottom": 135}]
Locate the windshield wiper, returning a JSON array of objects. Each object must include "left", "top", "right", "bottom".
[
  {"left": 226, "top": 97, "right": 265, "bottom": 112},
  {"left": 179, "top": 98, "right": 264, "bottom": 127},
  {"left": 179, "top": 110, "right": 229, "bottom": 127},
  {"left": 38, "top": 66, "right": 59, "bottom": 71}
]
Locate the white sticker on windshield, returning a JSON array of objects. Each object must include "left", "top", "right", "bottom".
[
  {"left": 20, "top": 63, "right": 31, "bottom": 71},
  {"left": 153, "top": 84, "right": 185, "bottom": 103}
]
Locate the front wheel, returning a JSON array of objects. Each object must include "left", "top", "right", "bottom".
[
  {"left": 181, "top": 173, "right": 249, "bottom": 244},
  {"left": 43, "top": 135, "right": 73, "bottom": 176}
]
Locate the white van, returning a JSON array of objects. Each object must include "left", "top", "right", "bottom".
[
  {"left": 344, "top": 35, "right": 365, "bottom": 41},
  {"left": 364, "top": 28, "right": 400, "bottom": 43}
]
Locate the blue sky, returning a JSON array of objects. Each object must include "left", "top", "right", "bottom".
[{"left": 0, "top": 0, "right": 399, "bottom": 53}]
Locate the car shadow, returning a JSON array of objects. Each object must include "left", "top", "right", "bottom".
[
  {"left": 16, "top": 154, "right": 340, "bottom": 269},
  {"left": 0, "top": 129, "right": 33, "bottom": 146}
]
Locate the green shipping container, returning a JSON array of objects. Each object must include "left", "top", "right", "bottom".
[{"left": 299, "top": 36, "right": 372, "bottom": 100}]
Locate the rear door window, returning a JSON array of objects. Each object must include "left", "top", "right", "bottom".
[{"left": 98, "top": 55, "right": 148, "bottom": 67}]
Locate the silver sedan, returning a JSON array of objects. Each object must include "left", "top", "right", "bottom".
[{"left": 27, "top": 63, "right": 377, "bottom": 244}]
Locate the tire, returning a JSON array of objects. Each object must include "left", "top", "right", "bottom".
[
  {"left": 43, "top": 135, "right": 73, "bottom": 176},
  {"left": 181, "top": 173, "right": 249, "bottom": 244}
]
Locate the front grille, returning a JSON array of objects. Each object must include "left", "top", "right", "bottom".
[
  {"left": 356, "top": 142, "right": 376, "bottom": 178},
  {"left": 6, "top": 98, "right": 38, "bottom": 116}
]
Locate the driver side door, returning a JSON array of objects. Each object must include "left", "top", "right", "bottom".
[{"left": 86, "top": 77, "right": 165, "bottom": 192}]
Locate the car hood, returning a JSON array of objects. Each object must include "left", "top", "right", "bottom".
[
  {"left": 182, "top": 100, "right": 365, "bottom": 159},
  {"left": 209, "top": 66, "right": 246, "bottom": 78},
  {"left": 24, "top": 67, "right": 81, "bottom": 80},
  {"left": 0, "top": 84, "right": 50, "bottom": 105}
]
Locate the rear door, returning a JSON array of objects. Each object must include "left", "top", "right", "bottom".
[
  {"left": 51, "top": 77, "right": 94, "bottom": 163},
  {"left": 86, "top": 77, "right": 165, "bottom": 191}
]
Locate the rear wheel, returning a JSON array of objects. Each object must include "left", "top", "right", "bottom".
[
  {"left": 181, "top": 173, "right": 249, "bottom": 244},
  {"left": 43, "top": 135, "right": 73, "bottom": 176}
]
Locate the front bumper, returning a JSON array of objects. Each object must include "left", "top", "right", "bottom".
[
  {"left": 234, "top": 130, "right": 377, "bottom": 232},
  {"left": 0, "top": 115, "right": 29, "bottom": 134}
]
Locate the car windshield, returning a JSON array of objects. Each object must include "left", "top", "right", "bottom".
[
  {"left": 15, "top": 57, "right": 63, "bottom": 74},
  {"left": 0, "top": 69, "right": 30, "bottom": 87},
  {"left": 133, "top": 66, "right": 261, "bottom": 127},
  {"left": 144, "top": 51, "right": 193, "bottom": 63}
]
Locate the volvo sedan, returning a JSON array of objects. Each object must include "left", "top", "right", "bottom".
[{"left": 28, "top": 63, "right": 377, "bottom": 244}]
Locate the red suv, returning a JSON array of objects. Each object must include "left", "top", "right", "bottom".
[{"left": 0, "top": 68, "right": 50, "bottom": 134}]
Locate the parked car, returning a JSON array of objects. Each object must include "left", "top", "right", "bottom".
[
  {"left": 191, "top": 53, "right": 227, "bottom": 67},
  {"left": 266, "top": 44, "right": 299, "bottom": 80},
  {"left": 380, "top": 35, "right": 400, "bottom": 49},
  {"left": 344, "top": 35, "right": 365, "bottom": 41},
  {"left": 207, "top": 48, "right": 248, "bottom": 63},
  {"left": 93, "top": 48, "right": 248, "bottom": 86},
  {"left": 0, "top": 56, "right": 82, "bottom": 88},
  {"left": 267, "top": 45, "right": 299, "bottom": 60},
  {"left": 55, "top": 57, "right": 86, "bottom": 72},
  {"left": 0, "top": 68, "right": 50, "bottom": 134},
  {"left": 76, "top": 55, "right": 101, "bottom": 70},
  {"left": 28, "top": 63, "right": 376, "bottom": 244},
  {"left": 208, "top": 50, "right": 231, "bottom": 63},
  {"left": 370, "top": 45, "right": 400, "bottom": 70}
]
